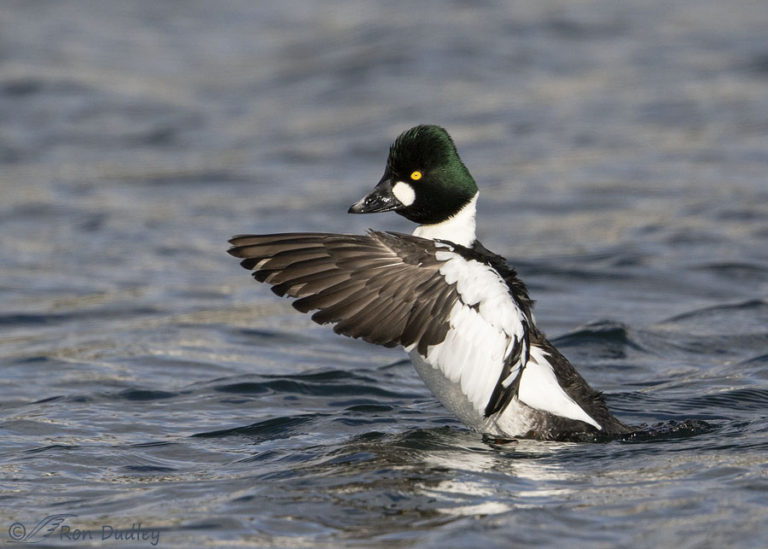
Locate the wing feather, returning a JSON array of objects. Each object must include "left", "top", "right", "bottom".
[
  {"left": 271, "top": 269, "right": 350, "bottom": 296},
  {"left": 294, "top": 280, "right": 368, "bottom": 313}
]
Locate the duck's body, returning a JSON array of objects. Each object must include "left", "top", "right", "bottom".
[{"left": 229, "top": 125, "right": 630, "bottom": 440}]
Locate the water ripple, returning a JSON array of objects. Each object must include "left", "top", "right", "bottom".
[
  {"left": 192, "top": 415, "right": 319, "bottom": 440},
  {"left": 3, "top": 1, "right": 768, "bottom": 547},
  {"left": 553, "top": 319, "right": 647, "bottom": 358}
]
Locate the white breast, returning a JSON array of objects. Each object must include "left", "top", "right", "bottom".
[{"left": 413, "top": 193, "right": 478, "bottom": 247}]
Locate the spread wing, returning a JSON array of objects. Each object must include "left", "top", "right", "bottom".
[
  {"left": 228, "top": 231, "right": 457, "bottom": 353},
  {"left": 228, "top": 230, "right": 529, "bottom": 416}
]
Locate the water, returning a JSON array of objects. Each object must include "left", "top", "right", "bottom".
[{"left": 2, "top": 1, "right": 768, "bottom": 547}]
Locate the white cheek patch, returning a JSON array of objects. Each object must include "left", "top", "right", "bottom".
[{"left": 392, "top": 181, "right": 416, "bottom": 207}]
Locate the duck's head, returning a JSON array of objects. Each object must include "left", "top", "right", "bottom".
[{"left": 349, "top": 125, "right": 479, "bottom": 234}]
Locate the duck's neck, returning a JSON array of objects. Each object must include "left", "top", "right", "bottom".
[{"left": 412, "top": 193, "right": 478, "bottom": 248}]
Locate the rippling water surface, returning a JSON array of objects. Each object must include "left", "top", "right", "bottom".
[{"left": 2, "top": 1, "right": 768, "bottom": 547}]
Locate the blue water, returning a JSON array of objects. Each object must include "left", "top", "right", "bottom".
[{"left": 2, "top": 1, "right": 768, "bottom": 547}]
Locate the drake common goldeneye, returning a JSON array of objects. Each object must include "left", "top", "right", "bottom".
[{"left": 228, "top": 125, "right": 630, "bottom": 440}]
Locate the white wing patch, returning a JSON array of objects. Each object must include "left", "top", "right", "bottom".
[
  {"left": 408, "top": 250, "right": 528, "bottom": 416},
  {"left": 518, "top": 346, "right": 602, "bottom": 430}
]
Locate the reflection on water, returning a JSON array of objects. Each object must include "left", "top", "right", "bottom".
[{"left": 419, "top": 440, "right": 578, "bottom": 516}]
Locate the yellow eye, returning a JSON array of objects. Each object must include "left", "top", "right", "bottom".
[{"left": 410, "top": 170, "right": 422, "bottom": 181}]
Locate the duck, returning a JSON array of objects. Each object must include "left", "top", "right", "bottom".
[{"left": 228, "top": 125, "right": 631, "bottom": 440}]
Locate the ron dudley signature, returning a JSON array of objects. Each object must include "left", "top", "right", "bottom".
[{"left": 7, "top": 514, "right": 160, "bottom": 545}]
